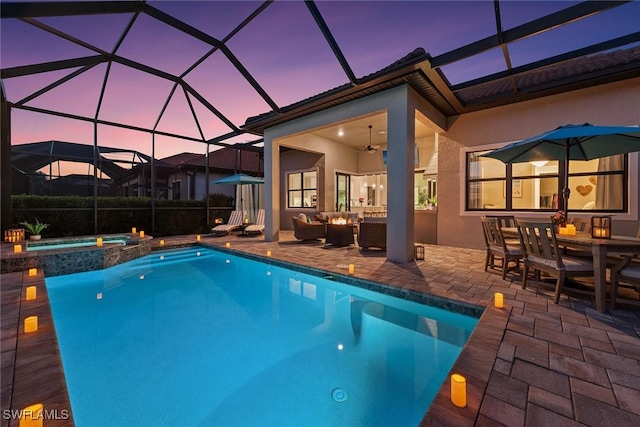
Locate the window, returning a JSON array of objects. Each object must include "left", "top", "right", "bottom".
[
  {"left": 287, "top": 171, "right": 317, "bottom": 208},
  {"left": 466, "top": 151, "right": 627, "bottom": 212},
  {"left": 171, "top": 180, "right": 181, "bottom": 200}
]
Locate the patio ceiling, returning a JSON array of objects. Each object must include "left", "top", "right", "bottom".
[{"left": 2, "top": 1, "right": 639, "bottom": 154}]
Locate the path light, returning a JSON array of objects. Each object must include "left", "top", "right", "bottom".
[
  {"left": 494, "top": 292, "right": 504, "bottom": 308},
  {"left": 450, "top": 374, "right": 467, "bottom": 408},
  {"left": 26, "top": 286, "right": 36, "bottom": 301},
  {"left": 24, "top": 316, "right": 38, "bottom": 333}
]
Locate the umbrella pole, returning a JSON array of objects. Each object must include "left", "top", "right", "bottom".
[{"left": 562, "top": 143, "right": 571, "bottom": 222}]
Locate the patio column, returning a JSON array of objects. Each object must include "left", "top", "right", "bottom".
[
  {"left": 264, "top": 131, "right": 280, "bottom": 241},
  {"left": 1, "top": 86, "right": 11, "bottom": 234},
  {"left": 386, "top": 94, "right": 415, "bottom": 263}
]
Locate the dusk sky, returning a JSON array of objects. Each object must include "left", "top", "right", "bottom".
[{"left": 2, "top": 0, "right": 639, "bottom": 168}]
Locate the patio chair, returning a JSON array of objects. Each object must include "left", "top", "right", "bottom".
[
  {"left": 480, "top": 216, "right": 522, "bottom": 279},
  {"left": 516, "top": 219, "right": 594, "bottom": 304},
  {"left": 211, "top": 210, "right": 245, "bottom": 235},
  {"left": 244, "top": 209, "right": 265, "bottom": 235},
  {"left": 485, "top": 214, "right": 518, "bottom": 245},
  {"left": 610, "top": 255, "right": 640, "bottom": 308},
  {"left": 291, "top": 216, "right": 326, "bottom": 241},
  {"left": 358, "top": 221, "right": 386, "bottom": 251}
]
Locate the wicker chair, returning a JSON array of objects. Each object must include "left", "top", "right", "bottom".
[
  {"left": 291, "top": 217, "right": 326, "bottom": 241},
  {"left": 358, "top": 220, "right": 386, "bottom": 250}
]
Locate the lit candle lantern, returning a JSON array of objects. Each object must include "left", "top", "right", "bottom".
[
  {"left": 348, "top": 264, "right": 355, "bottom": 275},
  {"left": 24, "top": 316, "right": 38, "bottom": 333},
  {"left": 96, "top": 237, "right": 103, "bottom": 246},
  {"left": 266, "top": 250, "right": 272, "bottom": 257},
  {"left": 591, "top": 216, "right": 612, "bottom": 239},
  {"left": 20, "top": 403, "right": 43, "bottom": 427},
  {"left": 494, "top": 292, "right": 504, "bottom": 308},
  {"left": 131, "top": 227, "right": 137, "bottom": 234},
  {"left": 14, "top": 244, "right": 22, "bottom": 253},
  {"left": 160, "top": 239, "right": 165, "bottom": 246},
  {"left": 139, "top": 231, "right": 145, "bottom": 238},
  {"left": 225, "top": 242, "right": 231, "bottom": 248},
  {"left": 566, "top": 224, "right": 576, "bottom": 236},
  {"left": 244, "top": 218, "right": 249, "bottom": 224},
  {"left": 450, "top": 374, "right": 467, "bottom": 408},
  {"left": 558, "top": 226, "right": 568, "bottom": 235},
  {"left": 196, "top": 235, "right": 201, "bottom": 241},
  {"left": 28, "top": 268, "right": 37, "bottom": 277},
  {"left": 26, "top": 286, "right": 37, "bottom": 301}
]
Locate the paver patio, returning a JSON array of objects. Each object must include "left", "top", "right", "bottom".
[{"left": 2, "top": 232, "right": 639, "bottom": 426}]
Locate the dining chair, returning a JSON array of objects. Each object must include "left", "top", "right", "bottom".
[
  {"left": 609, "top": 255, "right": 640, "bottom": 308},
  {"left": 569, "top": 217, "right": 591, "bottom": 233},
  {"left": 485, "top": 214, "right": 518, "bottom": 245},
  {"left": 480, "top": 216, "right": 522, "bottom": 279},
  {"left": 516, "top": 220, "right": 594, "bottom": 304}
]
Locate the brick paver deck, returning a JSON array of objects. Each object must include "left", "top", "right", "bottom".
[{"left": 2, "top": 232, "right": 639, "bottom": 426}]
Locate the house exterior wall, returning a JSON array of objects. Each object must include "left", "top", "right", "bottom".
[{"left": 439, "top": 77, "right": 640, "bottom": 249}]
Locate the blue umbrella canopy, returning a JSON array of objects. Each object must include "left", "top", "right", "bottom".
[
  {"left": 482, "top": 123, "right": 640, "bottom": 217},
  {"left": 212, "top": 173, "right": 264, "bottom": 185}
]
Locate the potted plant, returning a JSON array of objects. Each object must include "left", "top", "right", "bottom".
[
  {"left": 426, "top": 195, "right": 437, "bottom": 210},
  {"left": 19, "top": 218, "right": 49, "bottom": 241}
]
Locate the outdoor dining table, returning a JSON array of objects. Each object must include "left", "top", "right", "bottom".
[{"left": 502, "top": 228, "right": 640, "bottom": 312}]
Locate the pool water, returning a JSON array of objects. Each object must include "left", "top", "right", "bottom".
[
  {"left": 27, "top": 236, "right": 128, "bottom": 251},
  {"left": 46, "top": 247, "right": 478, "bottom": 427}
]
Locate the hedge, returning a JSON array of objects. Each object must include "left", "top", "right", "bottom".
[{"left": 10, "top": 194, "right": 235, "bottom": 238}]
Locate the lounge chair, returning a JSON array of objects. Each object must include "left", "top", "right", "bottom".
[
  {"left": 211, "top": 210, "right": 245, "bottom": 235},
  {"left": 358, "top": 218, "right": 386, "bottom": 250},
  {"left": 244, "top": 209, "right": 265, "bottom": 235}
]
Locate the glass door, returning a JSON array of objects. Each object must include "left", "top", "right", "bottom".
[{"left": 336, "top": 173, "right": 350, "bottom": 211}]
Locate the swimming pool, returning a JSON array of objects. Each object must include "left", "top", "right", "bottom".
[
  {"left": 46, "top": 247, "right": 478, "bottom": 426},
  {"left": 27, "top": 235, "right": 129, "bottom": 251}
]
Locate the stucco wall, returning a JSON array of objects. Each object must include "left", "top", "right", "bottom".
[{"left": 438, "top": 77, "right": 640, "bottom": 249}]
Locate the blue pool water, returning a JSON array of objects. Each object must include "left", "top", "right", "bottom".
[
  {"left": 46, "top": 247, "right": 478, "bottom": 427},
  {"left": 27, "top": 236, "right": 128, "bottom": 251}
]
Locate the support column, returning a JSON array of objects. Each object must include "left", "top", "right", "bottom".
[
  {"left": 1, "top": 86, "right": 12, "bottom": 234},
  {"left": 386, "top": 90, "right": 415, "bottom": 263},
  {"left": 264, "top": 131, "right": 280, "bottom": 241}
]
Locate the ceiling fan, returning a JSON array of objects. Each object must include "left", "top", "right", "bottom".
[{"left": 363, "top": 125, "right": 381, "bottom": 153}]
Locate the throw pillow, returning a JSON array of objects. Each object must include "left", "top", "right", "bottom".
[{"left": 298, "top": 213, "right": 307, "bottom": 223}]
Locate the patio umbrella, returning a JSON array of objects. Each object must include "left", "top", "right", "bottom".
[
  {"left": 212, "top": 173, "right": 264, "bottom": 222},
  {"left": 482, "top": 123, "right": 640, "bottom": 218}
]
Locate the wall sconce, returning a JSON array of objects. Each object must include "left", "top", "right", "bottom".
[
  {"left": 20, "top": 403, "right": 43, "bottom": 426},
  {"left": 26, "top": 286, "right": 37, "bottom": 301},
  {"left": 494, "top": 292, "right": 504, "bottom": 308},
  {"left": 414, "top": 245, "right": 425, "bottom": 260},
  {"left": 24, "top": 316, "right": 38, "bottom": 333},
  {"left": 450, "top": 374, "right": 467, "bottom": 408},
  {"left": 591, "top": 216, "right": 611, "bottom": 238}
]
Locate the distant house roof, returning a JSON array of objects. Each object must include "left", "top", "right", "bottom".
[{"left": 160, "top": 146, "right": 263, "bottom": 174}]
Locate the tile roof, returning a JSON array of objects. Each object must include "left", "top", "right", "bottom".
[{"left": 159, "top": 147, "right": 263, "bottom": 174}]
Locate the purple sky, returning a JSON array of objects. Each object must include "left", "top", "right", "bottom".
[{"left": 2, "top": 0, "right": 639, "bottom": 164}]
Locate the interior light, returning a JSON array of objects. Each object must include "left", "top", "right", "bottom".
[
  {"left": 530, "top": 160, "right": 548, "bottom": 168},
  {"left": 378, "top": 130, "right": 386, "bottom": 135},
  {"left": 338, "top": 130, "right": 344, "bottom": 137}
]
